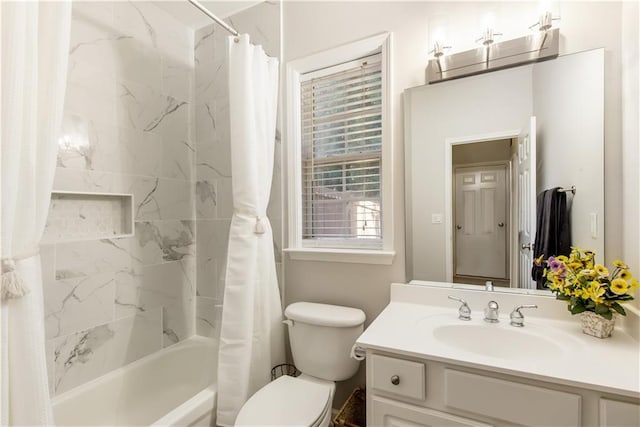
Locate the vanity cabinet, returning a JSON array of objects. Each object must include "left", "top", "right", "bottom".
[
  {"left": 366, "top": 350, "right": 640, "bottom": 427},
  {"left": 357, "top": 284, "right": 640, "bottom": 426}
]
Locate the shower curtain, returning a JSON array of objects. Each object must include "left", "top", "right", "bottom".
[
  {"left": 1, "top": 1, "right": 71, "bottom": 425},
  {"left": 216, "top": 34, "right": 285, "bottom": 426}
]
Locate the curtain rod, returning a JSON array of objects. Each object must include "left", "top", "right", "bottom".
[{"left": 187, "top": 0, "right": 239, "bottom": 37}]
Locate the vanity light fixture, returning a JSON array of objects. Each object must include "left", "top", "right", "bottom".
[
  {"left": 476, "top": 28, "right": 502, "bottom": 46},
  {"left": 429, "top": 40, "right": 452, "bottom": 77},
  {"left": 529, "top": 10, "right": 560, "bottom": 49},
  {"left": 476, "top": 28, "right": 503, "bottom": 67},
  {"left": 430, "top": 41, "right": 451, "bottom": 59},
  {"left": 426, "top": 27, "right": 559, "bottom": 84},
  {"left": 530, "top": 11, "right": 560, "bottom": 32}
]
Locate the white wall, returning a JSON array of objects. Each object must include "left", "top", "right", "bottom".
[
  {"left": 281, "top": 1, "right": 632, "bottom": 404},
  {"left": 533, "top": 49, "right": 604, "bottom": 257}
]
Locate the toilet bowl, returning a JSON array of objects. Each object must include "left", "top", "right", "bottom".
[{"left": 234, "top": 302, "right": 365, "bottom": 427}]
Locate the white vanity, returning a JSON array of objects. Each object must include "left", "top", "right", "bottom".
[{"left": 356, "top": 282, "right": 640, "bottom": 427}]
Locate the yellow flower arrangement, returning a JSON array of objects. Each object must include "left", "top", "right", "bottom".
[{"left": 540, "top": 248, "right": 637, "bottom": 319}]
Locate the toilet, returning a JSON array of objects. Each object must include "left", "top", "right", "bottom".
[{"left": 235, "top": 302, "right": 366, "bottom": 427}]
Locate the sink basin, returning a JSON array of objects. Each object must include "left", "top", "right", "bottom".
[{"left": 432, "top": 324, "right": 564, "bottom": 361}]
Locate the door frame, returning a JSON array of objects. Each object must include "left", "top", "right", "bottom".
[
  {"left": 444, "top": 130, "right": 520, "bottom": 282},
  {"left": 452, "top": 162, "right": 510, "bottom": 281}
]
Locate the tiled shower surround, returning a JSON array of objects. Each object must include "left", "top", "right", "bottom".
[
  {"left": 42, "top": 1, "right": 195, "bottom": 395},
  {"left": 40, "top": 0, "right": 283, "bottom": 397}
]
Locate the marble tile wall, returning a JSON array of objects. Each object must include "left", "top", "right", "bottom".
[
  {"left": 193, "top": 2, "right": 282, "bottom": 339},
  {"left": 43, "top": 1, "right": 195, "bottom": 396}
]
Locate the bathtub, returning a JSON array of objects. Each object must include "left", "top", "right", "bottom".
[{"left": 52, "top": 336, "right": 218, "bottom": 426}]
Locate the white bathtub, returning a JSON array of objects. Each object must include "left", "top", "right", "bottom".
[{"left": 52, "top": 336, "right": 218, "bottom": 427}]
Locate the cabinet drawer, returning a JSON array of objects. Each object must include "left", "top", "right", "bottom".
[
  {"left": 444, "top": 369, "right": 581, "bottom": 426},
  {"left": 371, "top": 354, "right": 425, "bottom": 400},
  {"left": 600, "top": 398, "right": 640, "bottom": 426}
]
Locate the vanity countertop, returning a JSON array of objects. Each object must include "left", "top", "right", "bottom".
[{"left": 356, "top": 283, "right": 640, "bottom": 399}]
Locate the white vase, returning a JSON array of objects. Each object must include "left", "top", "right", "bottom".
[{"left": 580, "top": 311, "right": 615, "bottom": 338}]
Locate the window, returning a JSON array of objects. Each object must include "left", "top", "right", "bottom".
[
  {"left": 301, "top": 54, "right": 383, "bottom": 247},
  {"left": 286, "top": 34, "right": 394, "bottom": 264}
]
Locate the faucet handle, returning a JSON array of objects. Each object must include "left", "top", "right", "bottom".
[
  {"left": 510, "top": 304, "right": 538, "bottom": 327},
  {"left": 448, "top": 296, "right": 471, "bottom": 321}
]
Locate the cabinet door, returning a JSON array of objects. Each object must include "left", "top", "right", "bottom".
[
  {"left": 444, "top": 368, "right": 581, "bottom": 426},
  {"left": 600, "top": 398, "right": 640, "bottom": 427},
  {"left": 371, "top": 396, "right": 493, "bottom": 427}
]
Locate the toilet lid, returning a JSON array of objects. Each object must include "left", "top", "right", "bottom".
[{"left": 235, "top": 375, "right": 332, "bottom": 426}]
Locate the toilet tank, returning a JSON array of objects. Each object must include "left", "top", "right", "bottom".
[{"left": 284, "top": 302, "right": 365, "bottom": 382}]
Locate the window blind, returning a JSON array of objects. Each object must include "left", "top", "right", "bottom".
[{"left": 300, "top": 53, "right": 383, "bottom": 247}]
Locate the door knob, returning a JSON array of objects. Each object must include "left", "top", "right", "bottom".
[
  {"left": 498, "top": 222, "right": 504, "bottom": 227},
  {"left": 390, "top": 375, "right": 400, "bottom": 385},
  {"left": 521, "top": 243, "right": 532, "bottom": 250},
  {"left": 456, "top": 225, "right": 462, "bottom": 230}
]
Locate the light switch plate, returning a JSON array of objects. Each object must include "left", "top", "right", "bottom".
[{"left": 432, "top": 213, "right": 443, "bottom": 224}]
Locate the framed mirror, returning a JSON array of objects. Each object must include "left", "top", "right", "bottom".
[{"left": 404, "top": 48, "right": 604, "bottom": 290}]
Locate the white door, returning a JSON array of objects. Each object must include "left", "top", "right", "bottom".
[
  {"left": 454, "top": 165, "right": 508, "bottom": 279},
  {"left": 518, "top": 117, "right": 537, "bottom": 289}
]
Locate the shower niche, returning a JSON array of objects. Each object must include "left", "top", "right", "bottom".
[{"left": 42, "top": 191, "right": 134, "bottom": 243}]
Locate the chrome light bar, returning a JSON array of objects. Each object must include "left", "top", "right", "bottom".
[{"left": 427, "top": 28, "right": 559, "bottom": 84}]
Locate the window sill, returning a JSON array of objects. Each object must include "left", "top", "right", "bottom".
[{"left": 284, "top": 247, "right": 396, "bottom": 265}]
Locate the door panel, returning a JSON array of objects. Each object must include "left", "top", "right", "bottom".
[
  {"left": 462, "top": 190, "right": 475, "bottom": 235},
  {"left": 455, "top": 165, "right": 507, "bottom": 279},
  {"left": 517, "top": 117, "right": 537, "bottom": 289},
  {"left": 481, "top": 188, "right": 496, "bottom": 233}
]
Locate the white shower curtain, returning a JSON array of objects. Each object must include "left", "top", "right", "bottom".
[
  {"left": 216, "top": 34, "right": 285, "bottom": 426},
  {"left": 1, "top": 1, "right": 71, "bottom": 425}
]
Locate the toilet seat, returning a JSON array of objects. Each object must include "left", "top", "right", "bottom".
[{"left": 234, "top": 375, "right": 334, "bottom": 426}]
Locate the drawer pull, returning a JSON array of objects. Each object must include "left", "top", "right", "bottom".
[{"left": 390, "top": 375, "right": 400, "bottom": 385}]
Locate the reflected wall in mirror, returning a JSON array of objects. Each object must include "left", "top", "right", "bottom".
[{"left": 405, "top": 48, "right": 604, "bottom": 289}]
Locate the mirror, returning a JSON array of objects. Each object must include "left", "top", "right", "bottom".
[{"left": 404, "top": 48, "right": 604, "bottom": 290}]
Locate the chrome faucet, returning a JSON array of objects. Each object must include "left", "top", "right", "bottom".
[
  {"left": 510, "top": 304, "right": 538, "bottom": 327},
  {"left": 485, "top": 281, "right": 494, "bottom": 291},
  {"left": 484, "top": 300, "right": 499, "bottom": 323},
  {"left": 448, "top": 296, "right": 471, "bottom": 321}
]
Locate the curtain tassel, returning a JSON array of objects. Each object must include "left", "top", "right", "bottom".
[
  {"left": 254, "top": 216, "right": 266, "bottom": 234},
  {"left": 1, "top": 259, "right": 30, "bottom": 301}
]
